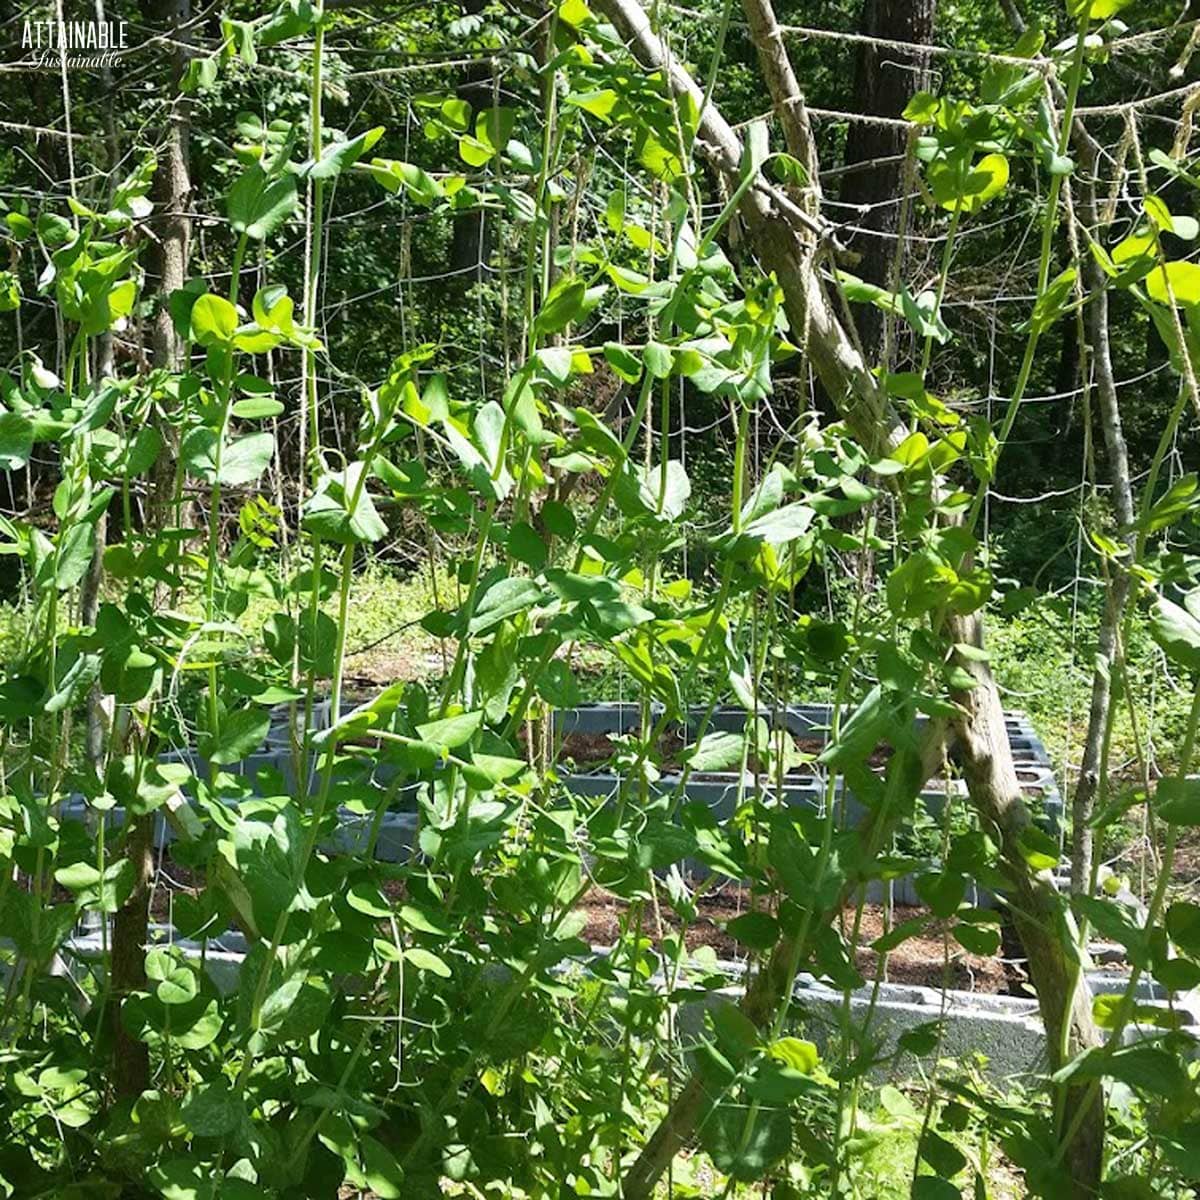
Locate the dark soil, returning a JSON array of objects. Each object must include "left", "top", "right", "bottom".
[
  {"left": 545, "top": 727, "right": 894, "bottom": 777},
  {"left": 137, "top": 857, "right": 1021, "bottom": 997},
  {"left": 560, "top": 729, "right": 622, "bottom": 765},
  {"left": 149, "top": 859, "right": 203, "bottom": 923},
  {"left": 577, "top": 887, "right": 1017, "bottom": 994}
]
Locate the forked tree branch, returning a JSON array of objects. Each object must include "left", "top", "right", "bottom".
[{"left": 592, "top": 0, "right": 1103, "bottom": 1193}]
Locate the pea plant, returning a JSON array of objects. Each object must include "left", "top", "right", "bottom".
[{"left": 1, "top": 0, "right": 1199, "bottom": 1197}]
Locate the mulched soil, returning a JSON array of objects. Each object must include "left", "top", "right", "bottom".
[
  {"left": 540, "top": 728, "right": 893, "bottom": 776},
  {"left": 138, "top": 854, "right": 1018, "bottom": 995},
  {"left": 149, "top": 859, "right": 203, "bottom": 923},
  {"left": 577, "top": 886, "right": 1017, "bottom": 994}
]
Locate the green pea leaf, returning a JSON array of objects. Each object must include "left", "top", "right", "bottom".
[
  {"left": 726, "top": 910, "right": 780, "bottom": 951},
  {"left": 227, "top": 165, "right": 298, "bottom": 240},
  {"left": 532, "top": 275, "right": 585, "bottom": 339},
  {"left": 0, "top": 412, "right": 34, "bottom": 471},
  {"left": 468, "top": 577, "right": 546, "bottom": 635},
  {"left": 699, "top": 1101, "right": 791, "bottom": 1182},
  {"left": 405, "top": 947, "right": 451, "bottom": 977},
  {"left": 767, "top": 1036, "right": 819, "bottom": 1073},
  {"left": 189, "top": 294, "right": 238, "bottom": 345},
  {"left": 1150, "top": 593, "right": 1200, "bottom": 673},
  {"left": 199, "top": 704, "right": 270, "bottom": 765},
  {"left": 309, "top": 126, "right": 385, "bottom": 180},
  {"left": 179, "top": 1081, "right": 242, "bottom": 1138},
  {"left": 1156, "top": 776, "right": 1200, "bottom": 825},
  {"left": 415, "top": 710, "right": 482, "bottom": 751}
]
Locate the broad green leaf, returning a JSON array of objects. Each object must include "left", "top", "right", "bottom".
[
  {"left": 558, "top": 0, "right": 592, "bottom": 26},
  {"left": 603, "top": 342, "right": 642, "bottom": 383},
  {"left": 1017, "top": 825, "right": 1060, "bottom": 871},
  {"left": 55, "top": 523, "right": 96, "bottom": 591},
  {"left": 699, "top": 1102, "right": 791, "bottom": 1182},
  {"left": 644, "top": 340, "right": 674, "bottom": 379},
  {"left": 507, "top": 521, "right": 547, "bottom": 569},
  {"left": 156, "top": 963, "right": 199, "bottom": 1006},
  {"left": 199, "top": 704, "right": 270, "bottom": 764},
  {"left": 415, "top": 710, "right": 482, "bottom": 751},
  {"left": 1150, "top": 593, "right": 1200, "bottom": 673},
  {"left": 468, "top": 577, "right": 545, "bottom": 635},
  {"left": 953, "top": 923, "right": 1000, "bottom": 956},
  {"left": 367, "top": 158, "right": 445, "bottom": 204},
  {"left": 1142, "top": 474, "right": 1199, "bottom": 532},
  {"left": 768, "top": 1037, "right": 819, "bottom": 1073},
  {"left": 1029, "top": 268, "right": 1077, "bottom": 334},
  {"left": 227, "top": 165, "right": 298, "bottom": 240},
  {"left": 566, "top": 89, "right": 617, "bottom": 120},
  {"left": 541, "top": 500, "right": 576, "bottom": 540},
  {"left": 536, "top": 345, "right": 574, "bottom": 385},
  {"left": 231, "top": 396, "right": 284, "bottom": 419},
  {"left": 362, "top": 1136, "right": 405, "bottom": 1198},
  {"left": 1068, "top": 0, "right": 1132, "bottom": 18},
  {"left": 615, "top": 460, "right": 690, "bottom": 521},
  {"left": 1167, "top": 901, "right": 1200, "bottom": 956},
  {"left": 742, "top": 502, "right": 814, "bottom": 545},
  {"left": 1157, "top": 776, "right": 1200, "bottom": 825},
  {"left": 1054, "top": 1042, "right": 1190, "bottom": 1101},
  {"left": 309, "top": 126, "right": 385, "bottom": 180},
  {"left": 912, "top": 1178, "right": 962, "bottom": 1200},
  {"left": 726, "top": 910, "right": 779, "bottom": 951},
  {"left": 920, "top": 1129, "right": 967, "bottom": 1178},
  {"left": 0, "top": 270, "right": 20, "bottom": 312},
  {"left": 218, "top": 810, "right": 302, "bottom": 937},
  {"left": 179, "top": 1081, "right": 241, "bottom": 1138},
  {"left": 148, "top": 1157, "right": 217, "bottom": 1200},
  {"left": 533, "top": 276, "right": 586, "bottom": 339},
  {"left": 405, "top": 947, "right": 451, "bottom": 977},
  {"left": 259, "top": 975, "right": 332, "bottom": 1042},
  {"left": 1146, "top": 261, "right": 1200, "bottom": 307},
  {"left": 0, "top": 412, "right": 34, "bottom": 471},
  {"left": 930, "top": 153, "right": 1009, "bottom": 214},
  {"left": 687, "top": 731, "right": 745, "bottom": 772},
  {"left": 301, "top": 461, "right": 388, "bottom": 545},
  {"left": 182, "top": 429, "right": 275, "bottom": 487},
  {"left": 189, "top": 294, "right": 238, "bottom": 345}
]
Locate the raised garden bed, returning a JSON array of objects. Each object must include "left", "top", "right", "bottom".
[
  {"left": 46, "top": 879, "right": 1195, "bottom": 1084},
  {"left": 56, "top": 701, "right": 1062, "bottom": 875},
  {"left": 550, "top": 702, "right": 1064, "bottom": 829}
]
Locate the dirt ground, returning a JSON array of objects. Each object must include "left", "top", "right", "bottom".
[
  {"left": 576, "top": 886, "right": 1016, "bottom": 994},
  {"left": 144, "top": 855, "right": 1017, "bottom": 993},
  {"left": 537, "top": 728, "right": 893, "bottom": 776}
]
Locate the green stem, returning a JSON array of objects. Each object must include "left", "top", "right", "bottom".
[
  {"left": 918, "top": 197, "right": 961, "bottom": 382},
  {"left": 304, "top": 22, "right": 325, "bottom": 460},
  {"left": 1053, "top": 684, "right": 1200, "bottom": 1165},
  {"left": 963, "top": 24, "right": 1088, "bottom": 536}
]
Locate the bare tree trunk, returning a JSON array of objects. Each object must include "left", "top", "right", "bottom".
[
  {"left": 144, "top": 2, "right": 192, "bottom": 373},
  {"left": 1068, "top": 135, "right": 1136, "bottom": 896},
  {"left": 109, "top": 0, "right": 193, "bottom": 1102},
  {"left": 948, "top": 611, "right": 1104, "bottom": 1187},
  {"left": 839, "top": 0, "right": 935, "bottom": 360},
  {"left": 591, "top": 0, "right": 1103, "bottom": 1193}
]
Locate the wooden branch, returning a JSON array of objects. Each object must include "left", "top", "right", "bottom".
[
  {"left": 1069, "top": 130, "right": 1136, "bottom": 899},
  {"left": 947, "top": 612, "right": 1104, "bottom": 1193},
  {"left": 592, "top": 0, "right": 1104, "bottom": 1193},
  {"left": 740, "top": 0, "right": 820, "bottom": 193},
  {"left": 111, "top": 0, "right": 195, "bottom": 1104}
]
